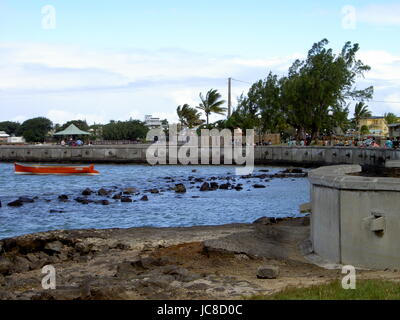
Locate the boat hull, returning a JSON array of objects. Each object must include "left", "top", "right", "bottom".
[{"left": 14, "top": 163, "right": 100, "bottom": 175}]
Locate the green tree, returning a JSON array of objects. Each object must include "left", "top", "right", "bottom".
[
  {"left": 0, "top": 121, "right": 21, "bottom": 135},
  {"left": 102, "top": 120, "right": 149, "bottom": 140},
  {"left": 197, "top": 89, "right": 227, "bottom": 125},
  {"left": 360, "top": 125, "right": 370, "bottom": 135},
  {"left": 384, "top": 112, "right": 398, "bottom": 125},
  {"left": 353, "top": 102, "right": 372, "bottom": 129},
  {"left": 282, "top": 39, "right": 373, "bottom": 140},
  {"left": 177, "top": 104, "right": 204, "bottom": 128},
  {"left": 18, "top": 117, "right": 53, "bottom": 142}
]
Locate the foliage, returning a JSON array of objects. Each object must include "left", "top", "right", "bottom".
[
  {"left": 384, "top": 112, "right": 398, "bottom": 125},
  {"left": 0, "top": 121, "right": 21, "bottom": 135},
  {"left": 353, "top": 102, "right": 372, "bottom": 129},
  {"left": 17, "top": 117, "right": 53, "bottom": 142},
  {"left": 249, "top": 280, "right": 400, "bottom": 300},
  {"left": 102, "top": 120, "right": 149, "bottom": 140},
  {"left": 177, "top": 104, "right": 204, "bottom": 128},
  {"left": 360, "top": 125, "right": 370, "bottom": 135},
  {"left": 197, "top": 89, "right": 227, "bottom": 125}
]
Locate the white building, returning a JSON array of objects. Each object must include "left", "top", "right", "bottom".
[
  {"left": 144, "top": 115, "right": 162, "bottom": 128},
  {"left": 0, "top": 131, "right": 10, "bottom": 142}
]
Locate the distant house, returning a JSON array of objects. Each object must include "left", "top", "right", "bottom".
[
  {"left": 358, "top": 116, "right": 389, "bottom": 137},
  {"left": 0, "top": 131, "right": 10, "bottom": 142},
  {"left": 388, "top": 123, "right": 400, "bottom": 138},
  {"left": 144, "top": 115, "right": 162, "bottom": 129},
  {"left": 7, "top": 136, "right": 25, "bottom": 144}
]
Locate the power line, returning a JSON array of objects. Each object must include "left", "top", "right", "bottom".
[{"left": 231, "top": 78, "right": 252, "bottom": 85}]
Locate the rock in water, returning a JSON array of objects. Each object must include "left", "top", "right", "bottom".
[
  {"left": 257, "top": 265, "right": 280, "bottom": 279},
  {"left": 123, "top": 188, "right": 138, "bottom": 195},
  {"left": 253, "top": 184, "right": 266, "bottom": 189},
  {"left": 58, "top": 195, "right": 69, "bottom": 202},
  {"left": 98, "top": 188, "right": 110, "bottom": 196},
  {"left": 174, "top": 184, "right": 186, "bottom": 193},
  {"left": 7, "top": 199, "right": 23, "bottom": 207},
  {"left": 18, "top": 197, "right": 35, "bottom": 203},
  {"left": 120, "top": 196, "right": 133, "bottom": 203},
  {"left": 82, "top": 188, "right": 93, "bottom": 196},
  {"left": 140, "top": 195, "right": 149, "bottom": 201},
  {"left": 200, "top": 182, "right": 210, "bottom": 191}
]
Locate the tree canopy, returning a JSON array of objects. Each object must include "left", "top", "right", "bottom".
[
  {"left": 0, "top": 121, "right": 21, "bottom": 135},
  {"left": 18, "top": 117, "right": 53, "bottom": 142},
  {"left": 177, "top": 104, "right": 204, "bottom": 128},
  {"left": 197, "top": 89, "right": 226, "bottom": 125},
  {"left": 102, "top": 120, "right": 149, "bottom": 140}
]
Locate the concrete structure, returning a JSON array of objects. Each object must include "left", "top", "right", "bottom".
[
  {"left": 309, "top": 165, "right": 400, "bottom": 269},
  {"left": 388, "top": 123, "right": 400, "bottom": 138},
  {"left": 0, "top": 145, "right": 399, "bottom": 167},
  {"left": 359, "top": 116, "right": 389, "bottom": 137}
]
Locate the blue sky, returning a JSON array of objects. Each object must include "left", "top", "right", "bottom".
[{"left": 1, "top": 0, "right": 400, "bottom": 124}]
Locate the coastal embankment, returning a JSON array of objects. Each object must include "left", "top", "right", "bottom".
[
  {"left": 1, "top": 218, "right": 399, "bottom": 300},
  {"left": 1, "top": 145, "right": 399, "bottom": 167}
]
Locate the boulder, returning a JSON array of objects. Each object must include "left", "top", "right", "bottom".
[
  {"left": 140, "top": 195, "right": 149, "bottom": 201},
  {"left": 12, "top": 256, "right": 31, "bottom": 273},
  {"left": 123, "top": 188, "right": 138, "bottom": 195},
  {"left": 120, "top": 196, "right": 133, "bottom": 203},
  {"left": 98, "top": 188, "right": 110, "bottom": 196},
  {"left": 49, "top": 209, "right": 65, "bottom": 213},
  {"left": 18, "top": 197, "right": 35, "bottom": 203},
  {"left": 44, "top": 241, "right": 64, "bottom": 253},
  {"left": 174, "top": 184, "right": 186, "bottom": 193},
  {"left": 112, "top": 193, "right": 122, "bottom": 200},
  {"left": 257, "top": 265, "right": 280, "bottom": 279},
  {"left": 150, "top": 189, "right": 160, "bottom": 194},
  {"left": 58, "top": 195, "right": 69, "bottom": 202},
  {"left": 74, "top": 197, "right": 91, "bottom": 205},
  {"left": 0, "top": 257, "right": 12, "bottom": 275},
  {"left": 200, "top": 182, "right": 210, "bottom": 191},
  {"left": 210, "top": 182, "right": 219, "bottom": 190},
  {"left": 219, "top": 183, "right": 230, "bottom": 190},
  {"left": 82, "top": 188, "right": 93, "bottom": 196},
  {"left": 253, "top": 184, "right": 266, "bottom": 189},
  {"left": 234, "top": 185, "right": 243, "bottom": 191},
  {"left": 7, "top": 199, "right": 23, "bottom": 207}
]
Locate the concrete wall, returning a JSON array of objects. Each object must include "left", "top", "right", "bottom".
[
  {"left": 309, "top": 165, "right": 400, "bottom": 269},
  {"left": 1, "top": 145, "right": 399, "bottom": 166}
]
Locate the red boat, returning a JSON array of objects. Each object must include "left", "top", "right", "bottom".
[{"left": 14, "top": 163, "right": 100, "bottom": 175}]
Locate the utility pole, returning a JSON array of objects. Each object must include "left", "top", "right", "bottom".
[{"left": 228, "top": 77, "right": 232, "bottom": 118}]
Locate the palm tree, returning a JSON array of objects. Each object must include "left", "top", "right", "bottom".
[
  {"left": 196, "top": 89, "right": 227, "bottom": 125},
  {"left": 353, "top": 102, "right": 372, "bottom": 130},
  {"left": 176, "top": 104, "right": 204, "bottom": 128}
]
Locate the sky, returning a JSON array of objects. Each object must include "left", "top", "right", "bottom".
[{"left": 0, "top": 0, "right": 400, "bottom": 125}]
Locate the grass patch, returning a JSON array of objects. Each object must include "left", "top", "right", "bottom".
[{"left": 250, "top": 280, "right": 400, "bottom": 300}]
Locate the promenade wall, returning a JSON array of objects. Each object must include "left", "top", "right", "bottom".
[{"left": 1, "top": 145, "right": 399, "bottom": 167}]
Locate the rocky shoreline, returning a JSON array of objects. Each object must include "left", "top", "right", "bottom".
[{"left": 1, "top": 217, "right": 398, "bottom": 300}]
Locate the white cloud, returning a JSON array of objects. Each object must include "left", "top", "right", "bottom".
[{"left": 357, "top": 4, "right": 400, "bottom": 26}]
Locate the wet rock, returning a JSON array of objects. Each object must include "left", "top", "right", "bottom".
[
  {"left": 18, "top": 197, "right": 35, "bottom": 203},
  {"left": 253, "top": 184, "right": 266, "bottom": 189},
  {"left": 150, "top": 189, "right": 160, "bottom": 194},
  {"left": 74, "top": 197, "right": 91, "bottom": 205},
  {"left": 194, "top": 178, "right": 204, "bottom": 183},
  {"left": 253, "top": 217, "right": 273, "bottom": 225},
  {"left": 120, "top": 196, "right": 133, "bottom": 203},
  {"left": 123, "top": 188, "right": 138, "bottom": 195},
  {"left": 200, "top": 182, "right": 210, "bottom": 191},
  {"left": 282, "top": 168, "right": 304, "bottom": 174},
  {"left": 140, "top": 195, "right": 149, "bottom": 201},
  {"left": 259, "top": 169, "right": 269, "bottom": 173},
  {"left": 210, "top": 182, "right": 219, "bottom": 190},
  {"left": 0, "top": 200, "right": 1, "bottom": 207},
  {"left": 44, "top": 241, "right": 64, "bottom": 253},
  {"left": 82, "top": 188, "right": 93, "bottom": 196},
  {"left": 234, "top": 185, "right": 243, "bottom": 191},
  {"left": 257, "top": 265, "right": 280, "bottom": 279},
  {"left": 219, "top": 183, "right": 230, "bottom": 190},
  {"left": 191, "top": 196, "right": 200, "bottom": 199},
  {"left": 0, "top": 257, "right": 12, "bottom": 275},
  {"left": 98, "top": 188, "right": 110, "bottom": 196},
  {"left": 192, "top": 169, "right": 197, "bottom": 173},
  {"left": 94, "top": 200, "right": 110, "bottom": 205},
  {"left": 7, "top": 199, "right": 23, "bottom": 207},
  {"left": 112, "top": 193, "right": 122, "bottom": 200},
  {"left": 49, "top": 209, "right": 65, "bottom": 213},
  {"left": 174, "top": 184, "right": 186, "bottom": 193},
  {"left": 58, "top": 195, "right": 69, "bottom": 202}
]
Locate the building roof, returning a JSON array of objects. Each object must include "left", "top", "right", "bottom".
[
  {"left": 360, "top": 116, "right": 385, "bottom": 120},
  {"left": 53, "top": 124, "right": 90, "bottom": 136},
  {"left": 0, "top": 131, "right": 10, "bottom": 138},
  {"left": 388, "top": 123, "right": 400, "bottom": 127}
]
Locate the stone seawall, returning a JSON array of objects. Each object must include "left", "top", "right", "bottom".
[{"left": 0, "top": 145, "right": 399, "bottom": 166}]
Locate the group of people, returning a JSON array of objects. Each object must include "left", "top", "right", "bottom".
[{"left": 60, "top": 137, "right": 89, "bottom": 147}]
